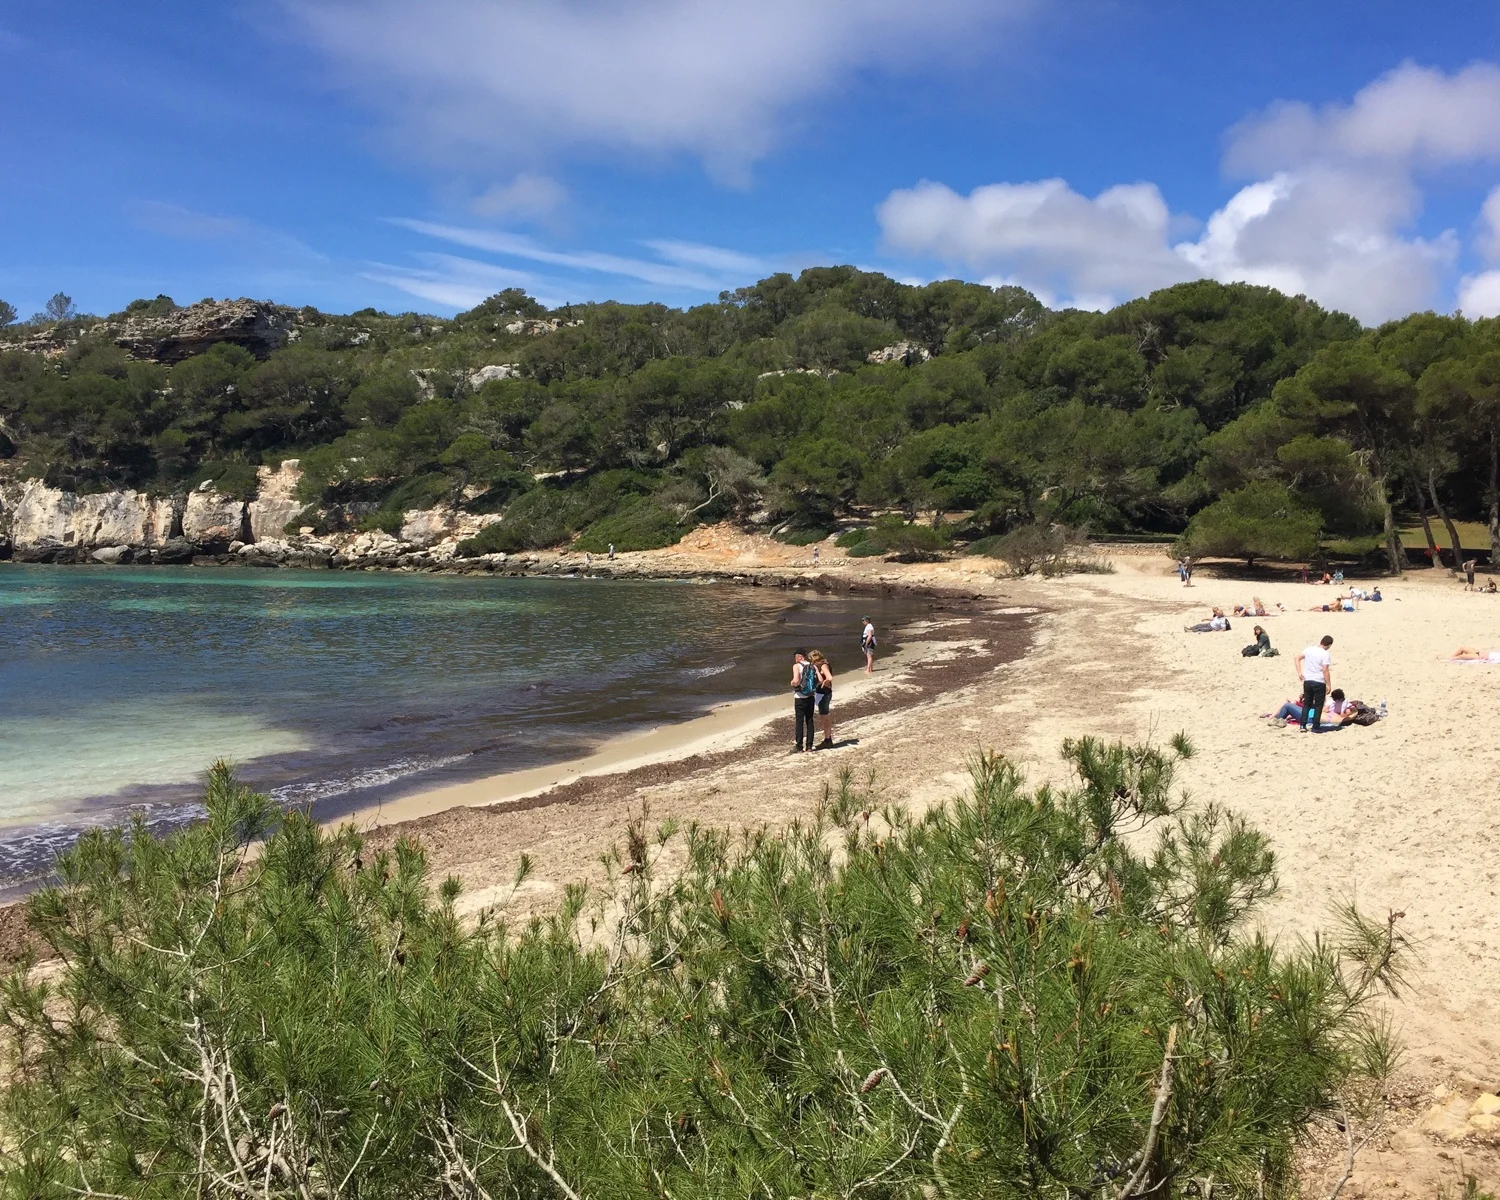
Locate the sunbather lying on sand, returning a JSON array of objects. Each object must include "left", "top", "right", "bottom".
[
  {"left": 1233, "top": 596, "right": 1272, "bottom": 617},
  {"left": 1446, "top": 647, "right": 1500, "bottom": 662},
  {"left": 1185, "top": 607, "right": 1229, "bottom": 632}
]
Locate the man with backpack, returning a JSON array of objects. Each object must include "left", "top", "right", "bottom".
[{"left": 790, "top": 648, "right": 818, "bottom": 752}]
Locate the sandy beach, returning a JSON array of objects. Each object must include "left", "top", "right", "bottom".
[{"left": 348, "top": 529, "right": 1500, "bottom": 1191}]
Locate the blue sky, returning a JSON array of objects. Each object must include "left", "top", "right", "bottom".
[{"left": 3, "top": 1, "right": 1500, "bottom": 324}]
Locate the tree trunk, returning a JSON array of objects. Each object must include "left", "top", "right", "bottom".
[
  {"left": 1427, "top": 472, "right": 1463, "bottom": 572},
  {"left": 1408, "top": 480, "right": 1438, "bottom": 568},
  {"left": 1378, "top": 481, "right": 1404, "bottom": 576},
  {"left": 1489, "top": 430, "right": 1500, "bottom": 570}
]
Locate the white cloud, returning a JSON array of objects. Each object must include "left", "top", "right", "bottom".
[
  {"left": 1224, "top": 61, "right": 1500, "bottom": 176},
  {"left": 878, "top": 62, "right": 1500, "bottom": 323},
  {"left": 1458, "top": 270, "right": 1500, "bottom": 318},
  {"left": 1476, "top": 185, "right": 1500, "bottom": 263},
  {"left": 469, "top": 174, "right": 568, "bottom": 222},
  {"left": 277, "top": 0, "right": 1023, "bottom": 181},
  {"left": 878, "top": 178, "right": 1194, "bottom": 309}
]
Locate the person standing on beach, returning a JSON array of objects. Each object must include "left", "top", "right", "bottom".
[
  {"left": 791, "top": 649, "right": 818, "bottom": 752},
  {"left": 808, "top": 649, "right": 834, "bottom": 749},
  {"left": 1183, "top": 555, "right": 1193, "bottom": 586},
  {"left": 1293, "top": 635, "right": 1334, "bottom": 732},
  {"left": 1464, "top": 558, "right": 1477, "bottom": 589},
  {"left": 860, "top": 617, "right": 876, "bottom": 673},
  {"left": 608, "top": 543, "right": 615, "bottom": 561}
]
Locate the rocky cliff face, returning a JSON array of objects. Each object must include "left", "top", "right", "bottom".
[
  {"left": 0, "top": 298, "right": 295, "bottom": 363},
  {"left": 0, "top": 460, "right": 502, "bottom": 570}
]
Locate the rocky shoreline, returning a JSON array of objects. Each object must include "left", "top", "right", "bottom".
[{"left": 0, "top": 463, "right": 997, "bottom": 601}]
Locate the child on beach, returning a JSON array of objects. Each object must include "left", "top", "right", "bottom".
[{"left": 861, "top": 617, "right": 876, "bottom": 673}]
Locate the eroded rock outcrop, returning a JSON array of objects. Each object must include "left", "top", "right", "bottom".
[
  {"left": 247, "top": 460, "right": 304, "bottom": 541},
  {"left": 0, "top": 458, "right": 508, "bottom": 572},
  {"left": 1, "top": 299, "right": 294, "bottom": 364}
]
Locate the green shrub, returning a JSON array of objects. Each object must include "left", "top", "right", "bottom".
[
  {"left": 835, "top": 527, "right": 871, "bottom": 548},
  {"left": 188, "top": 460, "right": 260, "bottom": 501},
  {"left": 774, "top": 526, "right": 833, "bottom": 546},
  {"left": 845, "top": 539, "right": 886, "bottom": 557},
  {"left": 1179, "top": 482, "right": 1322, "bottom": 567},
  {"left": 457, "top": 484, "right": 587, "bottom": 555},
  {"left": 575, "top": 497, "right": 686, "bottom": 553},
  {"left": 879, "top": 521, "right": 950, "bottom": 562},
  {"left": 0, "top": 743, "right": 1406, "bottom": 1198},
  {"left": 357, "top": 508, "right": 403, "bottom": 535}
]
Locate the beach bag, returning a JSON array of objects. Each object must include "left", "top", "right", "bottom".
[
  {"left": 1241, "top": 644, "right": 1259, "bottom": 657},
  {"left": 1350, "top": 701, "right": 1380, "bottom": 726},
  {"left": 1261, "top": 647, "right": 1280, "bottom": 657}
]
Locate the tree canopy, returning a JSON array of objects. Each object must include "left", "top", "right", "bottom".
[{"left": 2, "top": 270, "right": 1496, "bottom": 562}]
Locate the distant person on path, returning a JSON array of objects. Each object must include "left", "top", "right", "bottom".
[
  {"left": 861, "top": 617, "right": 877, "bottom": 673},
  {"left": 1183, "top": 556, "right": 1193, "bottom": 586},
  {"left": 791, "top": 649, "right": 818, "bottom": 752},
  {"left": 1176, "top": 558, "right": 1187, "bottom": 585},
  {"left": 1294, "top": 635, "right": 1334, "bottom": 732},
  {"left": 812, "top": 545, "right": 821, "bottom": 566},
  {"left": 808, "top": 649, "right": 834, "bottom": 749},
  {"left": 1464, "top": 558, "right": 1477, "bottom": 589},
  {"left": 608, "top": 543, "right": 615, "bottom": 561}
]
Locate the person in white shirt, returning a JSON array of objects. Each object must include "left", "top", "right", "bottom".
[
  {"left": 860, "top": 617, "right": 876, "bottom": 673},
  {"left": 1293, "top": 635, "right": 1334, "bottom": 732}
]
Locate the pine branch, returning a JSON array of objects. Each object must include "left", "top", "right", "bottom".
[{"left": 1115, "top": 1024, "right": 1178, "bottom": 1200}]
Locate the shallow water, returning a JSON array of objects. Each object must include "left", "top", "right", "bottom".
[{"left": 0, "top": 564, "right": 923, "bottom": 888}]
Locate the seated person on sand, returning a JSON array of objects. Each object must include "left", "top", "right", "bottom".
[
  {"left": 1185, "top": 607, "right": 1229, "bottom": 632},
  {"left": 1447, "top": 647, "right": 1500, "bottom": 662},
  {"left": 1485, "top": 580, "right": 1498, "bottom": 594},
  {"left": 1232, "top": 596, "right": 1271, "bottom": 618},
  {"left": 1243, "top": 625, "right": 1272, "bottom": 656},
  {"left": 1319, "top": 572, "right": 1334, "bottom": 584},
  {"left": 1263, "top": 688, "right": 1357, "bottom": 726}
]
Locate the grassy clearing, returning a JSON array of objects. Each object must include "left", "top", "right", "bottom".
[{"left": 1397, "top": 520, "right": 1491, "bottom": 552}]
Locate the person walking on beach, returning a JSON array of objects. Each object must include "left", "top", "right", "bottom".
[
  {"left": 608, "top": 543, "right": 615, "bottom": 561},
  {"left": 860, "top": 616, "right": 877, "bottom": 673},
  {"left": 791, "top": 649, "right": 819, "bottom": 752},
  {"left": 1463, "top": 558, "right": 1477, "bottom": 590},
  {"left": 808, "top": 649, "right": 834, "bottom": 749},
  {"left": 812, "top": 544, "right": 821, "bottom": 566},
  {"left": 1293, "top": 635, "right": 1334, "bottom": 732},
  {"left": 1182, "top": 555, "right": 1193, "bottom": 586}
]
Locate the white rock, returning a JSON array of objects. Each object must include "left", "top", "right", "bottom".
[
  {"left": 9, "top": 480, "right": 168, "bottom": 550},
  {"left": 247, "top": 460, "right": 304, "bottom": 542},
  {"left": 91, "top": 545, "right": 130, "bottom": 564},
  {"left": 866, "top": 341, "right": 931, "bottom": 365},
  {"left": 182, "top": 489, "right": 245, "bottom": 543},
  {"left": 399, "top": 507, "right": 454, "bottom": 547},
  {"left": 468, "top": 364, "right": 520, "bottom": 388}
]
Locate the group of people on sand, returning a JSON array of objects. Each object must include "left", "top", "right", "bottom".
[
  {"left": 1460, "top": 558, "right": 1499, "bottom": 592},
  {"left": 788, "top": 617, "right": 877, "bottom": 753},
  {"left": 1258, "top": 634, "right": 1384, "bottom": 732},
  {"left": 1308, "top": 585, "right": 1380, "bottom": 613}
]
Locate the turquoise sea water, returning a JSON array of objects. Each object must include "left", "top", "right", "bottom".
[{"left": 0, "top": 564, "right": 922, "bottom": 889}]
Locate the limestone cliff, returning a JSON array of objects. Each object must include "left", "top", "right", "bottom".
[
  {"left": 0, "top": 298, "right": 294, "bottom": 363},
  {"left": 0, "top": 458, "right": 502, "bottom": 570}
]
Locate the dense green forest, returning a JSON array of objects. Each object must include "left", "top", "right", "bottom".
[{"left": 2, "top": 270, "right": 1497, "bottom": 566}]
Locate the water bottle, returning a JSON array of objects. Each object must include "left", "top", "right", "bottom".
[{"left": 1379, "top": 697, "right": 1388, "bottom": 719}]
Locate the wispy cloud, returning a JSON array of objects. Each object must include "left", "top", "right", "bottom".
[
  {"left": 363, "top": 252, "right": 539, "bottom": 310},
  {"left": 642, "top": 239, "right": 770, "bottom": 276},
  {"left": 132, "top": 201, "right": 327, "bottom": 263},
  {"left": 469, "top": 173, "right": 568, "bottom": 223},
  {"left": 391, "top": 219, "right": 737, "bottom": 291}
]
